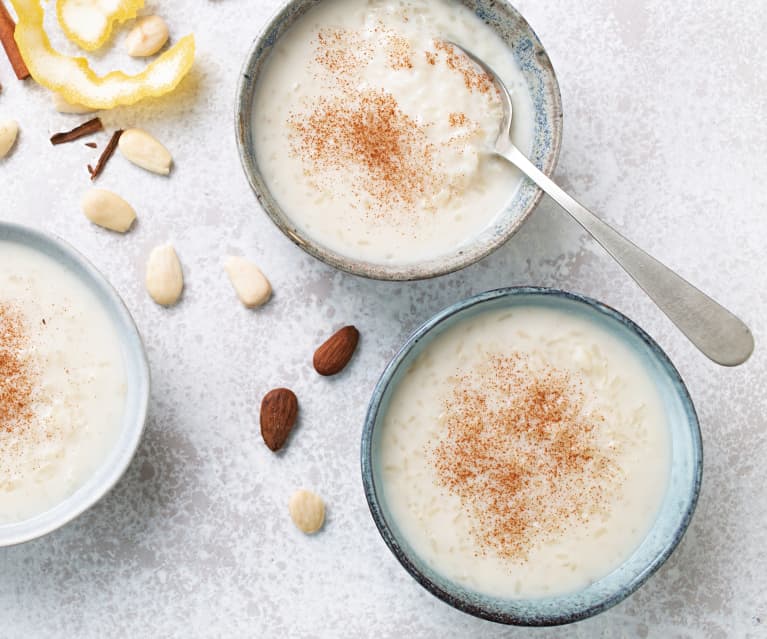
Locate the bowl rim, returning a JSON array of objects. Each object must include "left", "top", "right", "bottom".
[
  {"left": 234, "top": 0, "right": 564, "bottom": 281},
  {"left": 0, "top": 221, "right": 150, "bottom": 546},
  {"left": 360, "top": 286, "right": 703, "bottom": 625}
]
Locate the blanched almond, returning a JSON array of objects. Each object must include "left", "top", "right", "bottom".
[
  {"left": 52, "top": 92, "right": 96, "bottom": 114},
  {"left": 146, "top": 243, "right": 184, "bottom": 306},
  {"left": 0, "top": 120, "right": 19, "bottom": 158},
  {"left": 81, "top": 188, "right": 136, "bottom": 232},
  {"left": 288, "top": 489, "right": 325, "bottom": 534},
  {"left": 118, "top": 128, "right": 172, "bottom": 175},
  {"left": 125, "top": 15, "right": 169, "bottom": 57},
  {"left": 224, "top": 256, "right": 271, "bottom": 308}
]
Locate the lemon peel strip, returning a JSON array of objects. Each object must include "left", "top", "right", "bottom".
[
  {"left": 11, "top": 0, "right": 194, "bottom": 109},
  {"left": 56, "top": 0, "right": 144, "bottom": 51}
]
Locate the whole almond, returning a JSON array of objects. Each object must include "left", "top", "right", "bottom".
[
  {"left": 146, "top": 243, "right": 184, "bottom": 306},
  {"left": 0, "top": 120, "right": 19, "bottom": 158},
  {"left": 118, "top": 128, "right": 172, "bottom": 175},
  {"left": 313, "top": 325, "right": 360, "bottom": 376},
  {"left": 288, "top": 489, "right": 325, "bottom": 534},
  {"left": 224, "top": 256, "right": 271, "bottom": 308},
  {"left": 81, "top": 188, "right": 136, "bottom": 232},
  {"left": 260, "top": 388, "right": 298, "bottom": 452},
  {"left": 125, "top": 15, "right": 169, "bottom": 57}
]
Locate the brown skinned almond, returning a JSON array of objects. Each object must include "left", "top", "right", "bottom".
[
  {"left": 260, "top": 388, "right": 298, "bottom": 451},
  {"left": 313, "top": 325, "right": 360, "bottom": 376}
]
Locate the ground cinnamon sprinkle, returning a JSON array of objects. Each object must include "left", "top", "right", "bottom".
[
  {"left": 315, "top": 28, "right": 372, "bottom": 87},
  {"left": 0, "top": 303, "right": 36, "bottom": 433},
  {"left": 434, "top": 40, "right": 494, "bottom": 94},
  {"left": 290, "top": 89, "right": 441, "bottom": 211},
  {"left": 386, "top": 33, "right": 413, "bottom": 70},
  {"left": 293, "top": 28, "right": 499, "bottom": 213},
  {"left": 448, "top": 112, "right": 468, "bottom": 127},
  {"left": 430, "top": 354, "right": 618, "bottom": 560}
]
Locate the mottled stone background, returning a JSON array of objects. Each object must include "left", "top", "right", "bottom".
[{"left": 1, "top": 0, "right": 765, "bottom": 637}]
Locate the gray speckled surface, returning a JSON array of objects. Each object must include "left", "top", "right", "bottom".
[{"left": 0, "top": 0, "right": 765, "bottom": 637}]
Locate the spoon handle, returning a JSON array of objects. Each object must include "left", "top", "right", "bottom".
[{"left": 500, "top": 144, "right": 754, "bottom": 366}]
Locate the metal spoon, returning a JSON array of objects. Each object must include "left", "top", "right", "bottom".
[{"left": 450, "top": 43, "right": 753, "bottom": 366}]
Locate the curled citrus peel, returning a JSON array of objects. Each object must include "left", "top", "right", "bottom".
[
  {"left": 56, "top": 0, "right": 143, "bottom": 51},
  {"left": 10, "top": 0, "right": 195, "bottom": 109}
]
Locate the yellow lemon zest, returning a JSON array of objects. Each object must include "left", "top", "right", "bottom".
[
  {"left": 56, "top": 0, "right": 144, "bottom": 51},
  {"left": 11, "top": 0, "right": 194, "bottom": 109}
]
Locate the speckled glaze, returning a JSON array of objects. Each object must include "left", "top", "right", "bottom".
[
  {"left": 235, "top": 0, "right": 563, "bottom": 280},
  {"left": 0, "top": 222, "right": 150, "bottom": 547},
  {"left": 362, "top": 287, "right": 702, "bottom": 625}
]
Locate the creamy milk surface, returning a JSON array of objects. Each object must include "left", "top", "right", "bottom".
[
  {"left": 0, "top": 242, "right": 127, "bottom": 524},
  {"left": 380, "top": 306, "right": 670, "bottom": 598},
  {"left": 253, "top": 0, "right": 535, "bottom": 265}
]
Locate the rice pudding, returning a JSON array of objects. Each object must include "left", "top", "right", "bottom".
[
  {"left": 379, "top": 305, "right": 670, "bottom": 598},
  {"left": 0, "top": 242, "right": 127, "bottom": 524},
  {"left": 252, "top": 0, "right": 535, "bottom": 265}
]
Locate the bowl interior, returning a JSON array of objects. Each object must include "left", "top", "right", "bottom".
[
  {"left": 362, "top": 287, "right": 702, "bottom": 625},
  {"left": 0, "top": 223, "right": 150, "bottom": 546},
  {"left": 235, "top": 0, "right": 563, "bottom": 280}
]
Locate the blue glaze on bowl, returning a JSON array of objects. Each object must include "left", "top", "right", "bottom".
[
  {"left": 0, "top": 222, "right": 150, "bottom": 547},
  {"left": 235, "top": 0, "right": 563, "bottom": 280},
  {"left": 361, "top": 288, "right": 702, "bottom": 626}
]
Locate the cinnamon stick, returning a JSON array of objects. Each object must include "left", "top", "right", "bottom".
[
  {"left": 50, "top": 117, "right": 103, "bottom": 145},
  {"left": 89, "top": 129, "right": 123, "bottom": 181},
  {"left": 0, "top": 1, "right": 30, "bottom": 80}
]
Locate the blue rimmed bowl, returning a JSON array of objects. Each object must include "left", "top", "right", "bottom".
[
  {"left": 0, "top": 222, "right": 150, "bottom": 547},
  {"left": 235, "top": 0, "right": 563, "bottom": 280},
  {"left": 361, "top": 287, "right": 702, "bottom": 625}
]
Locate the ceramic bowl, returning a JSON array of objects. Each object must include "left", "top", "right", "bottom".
[
  {"left": 361, "top": 287, "right": 702, "bottom": 625},
  {"left": 235, "top": 0, "right": 563, "bottom": 280},
  {"left": 0, "top": 222, "right": 150, "bottom": 546}
]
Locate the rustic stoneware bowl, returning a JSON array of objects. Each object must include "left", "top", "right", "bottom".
[
  {"left": 235, "top": 0, "right": 563, "bottom": 280},
  {"left": 361, "top": 287, "right": 703, "bottom": 625},
  {"left": 0, "top": 222, "right": 150, "bottom": 546}
]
